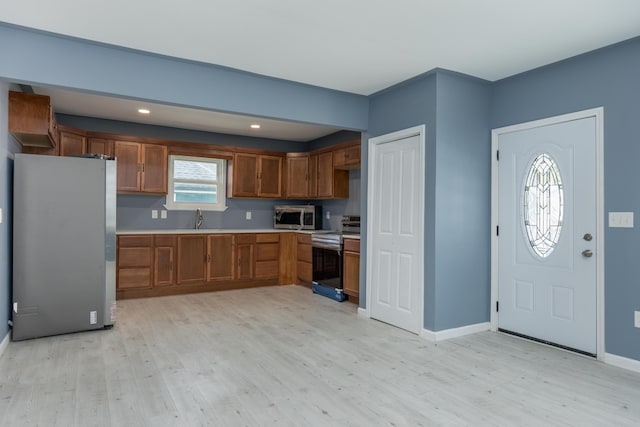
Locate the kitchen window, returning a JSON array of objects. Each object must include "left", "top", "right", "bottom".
[{"left": 165, "top": 155, "right": 227, "bottom": 211}]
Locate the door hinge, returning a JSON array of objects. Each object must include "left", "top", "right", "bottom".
[
  {"left": 496, "top": 226, "right": 499, "bottom": 236},
  {"left": 496, "top": 150, "right": 500, "bottom": 161},
  {"left": 496, "top": 301, "right": 499, "bottom": 312}
]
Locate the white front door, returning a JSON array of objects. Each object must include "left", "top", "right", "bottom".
[
  {"left": 367, "top": 126, "right": 424, "bottom": 334},
  {"left": 496, "top": 116, "right": 597, "bottom": 355}
]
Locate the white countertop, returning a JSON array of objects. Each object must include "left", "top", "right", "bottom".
[{"left": 116, "top": 229, "right": 335, "bottom": 235}]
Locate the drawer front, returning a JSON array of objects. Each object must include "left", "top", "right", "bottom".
[
  {"left": 236, "top": 234, "right": 256, "bottom": 244},
  {"left": 118, "top": 267, "right": 151, "bottom": 289},
  {"left": 118, "top": 235, "right": 153, "bottom": 247},
  {"left": 256, "top": 243, "right": 279, "bottom": 261},
  {"left": 255, "top": 261, "right": 278, "bottom": 279},
  {"left": 343, "top": 238, "right": 360, "bottom": 253},
  {"left": 256, "top": 233, "right": 280, "bottom": 243},
  {"left": 155, "top": 235, "right": 176, "bottom": 246},
  {"left": 118, "top": 247, "right": 152, "bottom": 267},
  {"left": 297, "top": 233, "right": 311, "bottom": 244}
]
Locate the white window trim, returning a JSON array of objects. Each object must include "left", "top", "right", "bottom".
[{"left": 164, "top": 154, "right": 228, "bottom": 212}]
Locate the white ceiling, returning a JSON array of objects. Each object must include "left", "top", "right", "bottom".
[{"left": 4, "top": 0, "right": 640, "bottom": 140}]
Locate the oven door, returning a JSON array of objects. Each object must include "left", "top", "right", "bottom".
[{"left": 312, "top": 245, "right": 343, "bottom": 289}]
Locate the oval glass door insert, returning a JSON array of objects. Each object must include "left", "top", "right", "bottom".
[{"left": 523, "top": 153, "right": 564, "bottom": 258}]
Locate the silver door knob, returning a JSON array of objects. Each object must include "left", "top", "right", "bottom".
[
  {"left": 583, "top": 233, "right": 593, "bottom": 241},
  {"left": 581, "top": 249, "right": 593, "bottom": 258}
]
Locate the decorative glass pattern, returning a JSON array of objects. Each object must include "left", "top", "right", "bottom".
[{"left": 523, "top": 153, "right": 564, "bottom": 258}]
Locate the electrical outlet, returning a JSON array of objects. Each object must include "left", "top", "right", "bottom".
[
  {"left": 635, "top": 311, "right": 640, "bottom": 328},
  {"left": 326, "top": 211, "right": 331, "bottom": 220},
  {"left": 151, "top": 210, "right": 158, "bottom": 219},
  {"left": 246, "top": 211, "right": 252, "bottom": 220},
  {"left": 0, "top": 207, "right": 3, "bottom": 224},
  {"left": 161, "top": 210, "right": 167, "bottom": 219}
]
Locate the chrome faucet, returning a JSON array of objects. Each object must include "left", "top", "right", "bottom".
[{"left": 195, "top": 208, "right": 203, "bottom": 230}]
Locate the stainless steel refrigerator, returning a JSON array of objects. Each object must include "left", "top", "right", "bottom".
[{"left": 12, "top": 153, "right": 116, "bottom": 341}]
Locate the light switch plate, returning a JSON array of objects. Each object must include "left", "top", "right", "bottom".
[
  {"left": 151, "top": 210, "right": 158, "bottom": 219},
  {"left": 246, "top": 211, "right": 252, "bottom": 220},
  {"left": 635, "top": 311, "right": 640, "bottom": 328},
  {"left": 608, "top": 212, "right": 634, "bottom": 228},
  {"left": 161, "top": 210, "right": 167, "bottom": 219},
  {"left": 0, "top": 207, "right": 3, "bottom": 224}
]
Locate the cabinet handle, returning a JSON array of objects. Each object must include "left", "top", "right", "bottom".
[
  {"left": 141, "top": 163, "right": 145, "bottom": 172},
  {"left": 206, "top": 254, "right": 211, "bottom": 262}
]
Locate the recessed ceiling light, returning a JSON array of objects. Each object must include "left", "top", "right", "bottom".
[
  {"left": 250, "top": 124, "right": 261, "bottom": 129},
  {"left": 138, "top": 108, "right": 151, "bottom": 114}
]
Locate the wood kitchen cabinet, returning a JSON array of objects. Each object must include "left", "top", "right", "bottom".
[
  {"left": 87, "top": 137, "right": 114, "bottom": 157},
  {"left": 255, "top": 234, "right": 280, "bottom": 279},
  {"left": 154, "top": 235, "right": 176, "bottom": 287},
  {"left": 177, "top": 235, "right": 207, "bottom": 285},
  {"left": 297, "top": 233, "right": 313, "bottom": 284},
  {"left": 343, "top": 238, "right": 360, "bottom": 302},
  {"left": 286, "top": 153, "right": 311, "bottom": 198},
  {"left": 59, "top": 130, "right": 86, "bottom": 157},
  {"left": 117, "top": 235, "right": 153, "bottom": 290},
  {"left": 114, "top": 141, "right": 167, "bottom": 194},
  {"left": 317, "top": 151, "right": 349, "bottom": 199},
  {"left": 230, "top": 153, "right": 283, "bottom": 198},
  {"left": 207, "top": 234, "right": 235, "bottom": 281},
  {"left": 333, "top": 141, "right": 361, "bottom": 169},
  {"left": 8, "top": 91, "right": 58, "bottom": 148},
  {"left": 235, "top": 234, "right": 256, "bottom": 280}
]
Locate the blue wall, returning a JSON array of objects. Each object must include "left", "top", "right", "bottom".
[
  {"left": 367, "top": 71, "right": 439, "bottom": 328},
  {"left": 0, "top": 23, "right": 368, "bottom": 132},
  {"left": 366, "top": 70, "right": 491, "bottom": 331},
  {"left": 491, "top": 37, "right": 640, "bottom": 362},
  {"left": 0, "top": 82, "right": 21, "bottom": 341}
]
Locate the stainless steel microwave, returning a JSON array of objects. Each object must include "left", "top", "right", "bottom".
[{"left": 274, "top": 205, "right": 323, "bottom": 230}]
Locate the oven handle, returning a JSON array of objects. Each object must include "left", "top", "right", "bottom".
[{"left": 312, "top": 242, "right": 342, "bottom": 253}]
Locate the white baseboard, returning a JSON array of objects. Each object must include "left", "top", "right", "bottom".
[
  {"left": 357, "top": 307, "right": 369, "bottom": 318},
  {"left": 604, "top": 352, "right": 640, "bottom": 374},
  {"left": 421, "top": 322, "right": 490, "bottom": 343},
  {"left": 0, "top": 331, "right": 9, "bottom": 359}
]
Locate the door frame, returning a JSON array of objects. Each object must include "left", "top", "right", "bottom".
[
  {"left": 365, "top": 124, "right": 425, "bottom": 333},
  {"left": 490, "top": 107, "right": 605, "bottom": 359}
]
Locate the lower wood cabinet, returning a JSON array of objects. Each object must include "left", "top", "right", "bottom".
[
  {"left": 154, "top": 235, "right": 176, "bottom": 286},
  {"left": 117, "top": 232, "right": 286, "bottom": 299},
  {"left": 117, "top": 236, "right": 153, "bottom": 290},
  {"left": 297, "top": 233, "right": 313, "bottom": 284},
  {"left": 343, "top": 238, "right": 360, "bottom": 302},
  {"left": 177, "top": 235, "right": 207, "bottom": 285},
  {"left": 208, "top": 234, "right": 235, "bottom": 281}
]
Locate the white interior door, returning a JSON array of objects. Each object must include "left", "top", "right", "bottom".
[
  {"left": 368, "top": 127, "right": 424, "bottom": 334},
  {"left": 497, "top": 116, "right": 597, "bottom": 355}
]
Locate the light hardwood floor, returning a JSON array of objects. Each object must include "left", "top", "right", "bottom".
[{"left": 1, "top": 285, "right": 639, "bottom": 426}]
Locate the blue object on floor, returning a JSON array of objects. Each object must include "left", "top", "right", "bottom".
[{"left": 312, "top": 282, "right": 347, "bottom": 302}]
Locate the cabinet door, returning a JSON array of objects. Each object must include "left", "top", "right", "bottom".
[
  {"left": 59, "top": 131, "right": 86, "bottom": 156},
  {"left": 258, "top": 155, "right": 283, "bottom": 198},
  {"left": 317, "top": 151, "right": 334, "bottom": 198},
  {"left": 141, "top": 144, "right": 167, "bottom": 193},
  {"left": 207, "top": 234, "right": 235, "bottom": 281},
  {"left": 177, "top": 235, "right": 207, "bottom": 285},
  {"left": 87, "top": 137, "right": 114, "bottom": 157},
  {"left": 308, "top": 154, "right": 318, "bottom": 198},
  {"left": 236, "top": 234, "right": 256, "bottom": 280},
  {"left": 155, "top": 246, "right": 175, "bottom": 287},
  {"left": 343, "top": 251, "right": 360, "bottom": 299},
  {"left": 286, "top": 155, "right": 309, "bottom": 198},
  {"left": 114, "top": 141, "right": 141, "bottom": 192},
  {"left": 232, "top": 153, "right": 258, "bottom": 196}
]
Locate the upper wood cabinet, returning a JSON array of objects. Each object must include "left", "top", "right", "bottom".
[
  {"left": 87, "top": 137, "right": 114, "bottom": 157},
  {"left": 59, "top": 131, "right": 86, "bottom": 157},
  {"left": 286, "top": 153, "right": 311, "bottom": 198},
  {"left": 114, "top": 141, "right": 167, "bottom": 194},
  {"left": 8, "top": 91, "right": 58, "bottom": 148},
  {"left": 334, "top": 142, "right": 361, "bottom": 169},
  {"left": 230, "top": 153, "right": 283, "bottom": 198},
  {"left": 317, "top": 151, "right": 349, "bottom": 199}
]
